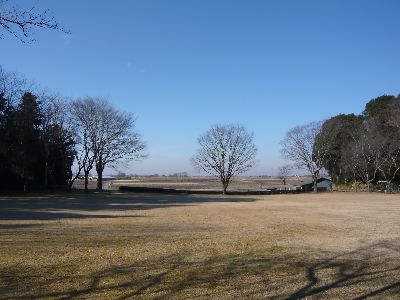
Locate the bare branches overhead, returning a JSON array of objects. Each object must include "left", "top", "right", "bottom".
[{"left": 0, "top": 0, "right": 69, "bottom": 42}]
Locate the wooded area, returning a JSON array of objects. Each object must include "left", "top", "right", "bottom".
[
  {"left": 0, "top": 66, "right": 146, "bottom": 191},
  {"left": 1, "top": 65, "right": 400, "bottom": 193},
  {"left": 281, "top": 95, "right": 400, "bottom": 192},
  {"left": 318, "top": 95, "right": 400, "bottom": 192}
]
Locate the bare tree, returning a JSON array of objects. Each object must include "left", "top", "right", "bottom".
[
  {"left": 72, "top": 97, "right": 146, "bottom": 191},
  {"left": 70, "top": 101, "right": 96, "bottom": 190},
  {"left": 378, "top": 142, "right": 400, "bottom": 193},
  {"left": 387, "top": 102, "right": 400, "bottom": 128},
  {"left": 73, "top": 131, "right": 95, "bottom": 191},
  {"left": 191, "top": 124, "right": 257, "bottom": 195},
  {"left": 353, "top": 122, "right": 387, "bottom": 192},
  {"left": 0, "top": 0, "right": 68, "bottom": 42},
  {"left": 380, "top": 102, "right": 400, "bottom": 192},
  {"left": 281, "top": 121, "right": 335, "bottom": 192},
  {"left": 278, "top": 164, "right": 292, "bottom": 188},
  {"left": 340, "top": 144, "right": 359, "bottom": 189},
  {"left": 0, "top": 65, "right": 30, "bottom": 107},
  {"left": 39, "top": 92, "right": 74, "bottom": 188}
]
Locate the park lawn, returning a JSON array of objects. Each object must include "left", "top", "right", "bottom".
[{"left": 0, "top": 192, "right": 400, "bottom": 299}]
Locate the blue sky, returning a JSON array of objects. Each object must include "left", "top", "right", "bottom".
[{"left": 2, "top": 0, "right": 400, "bottom": 175}]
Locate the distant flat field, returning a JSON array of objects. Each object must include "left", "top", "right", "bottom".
[
  {"left": 74, "top": 176, "right": 311, "bottom": 191},
  {"left": 0, "top": 192, "right": 400, "bottom": 299}
]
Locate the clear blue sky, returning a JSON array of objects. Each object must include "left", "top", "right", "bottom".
[{"left": 2, "top": 0, "right": 400, "bottom": 175}]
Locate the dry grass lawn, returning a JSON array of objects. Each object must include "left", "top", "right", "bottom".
[{"left": 0, "top": 192, "right": 400, "bottom": 299}]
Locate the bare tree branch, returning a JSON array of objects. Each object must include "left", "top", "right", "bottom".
[
  {"left": 0, "top": 65, "right": 31, "bottom": 107},
  {"left": 0, "top": 0, "right": 69, "bottom": 42}
]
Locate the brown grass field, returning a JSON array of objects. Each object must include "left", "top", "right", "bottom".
[{"left": 1, "top": 191, "right": 400, "bottom": 299}]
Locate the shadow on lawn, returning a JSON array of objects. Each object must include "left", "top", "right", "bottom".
[
  {"left": 0, "top": 192, "right": 258, "bottom": 221},
  {"left": 0, "top": 224, "right": 42, "bottom": 229},
  {"left": 1, "top": 241, "right": 400, "bottom": 299},
  {"left": 285, "top": 242, "right": 400, "bottom": 299}
]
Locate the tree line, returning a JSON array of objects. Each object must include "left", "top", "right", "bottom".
[
  {"left": 191, "top": 97, "right": 400, "bottom": 194},
  {"left": 0, "top": 66, "right": 146, "bottom": 192},
  {"left": 281, "top": 95, "right": 400, "bottom": 192},
  {"left": 318, "top": 95, "right": 400, "bottom": 192},
  {"left": 1, "top": 65, "right": 399, "bottom": 194},
  {"left": 2, "top": 2, "right": 400, "bottom": 194}
]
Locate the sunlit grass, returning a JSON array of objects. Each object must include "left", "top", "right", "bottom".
[{"left": 0, "top": 192, "right": 399, "bottom": 298}]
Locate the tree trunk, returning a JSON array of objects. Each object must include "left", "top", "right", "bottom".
[
  {"left": 44, "top": 161, "right": 48, "bottom": 188},
  {"left": 22, "top": 167, "right": 26, "bottom": 192},
  {"left": 313, "top": 177, "right": 318, "bottom": 193},
  {"left": 44, "top": 142, "right": 49, "bottom": 188},
  {"left": 84, "top": 170, "right": 89, "bottom": 191},
  {"left": 68, "top": 169, "right": 79, "bottom": 191},
  {"left": 222, "top": 181, "right": 228, "bottom": 195},
  {"left": 97, "top": 167, "right": 103, "bottom": 191}
]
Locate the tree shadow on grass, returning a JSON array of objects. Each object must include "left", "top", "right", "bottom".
[
  {"left": 285, "top": 240, "right": 400, "bottom": 299},
  {"left": 0, "top": 224, "right": 41, "bottom": 229},
  {"left": 0, "top": 192, "right": 258, "bottom": 221},
  {"left": 1, "top": 240, "right": 400, "bottom": 299}
]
